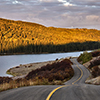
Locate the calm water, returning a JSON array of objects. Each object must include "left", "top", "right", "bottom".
[{"left": 0, "top": 51, "right": 91, "bottom": 77}]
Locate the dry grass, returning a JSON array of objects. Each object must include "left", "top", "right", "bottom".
[
  {"left": 0, "top": 78, "right": 65, "bottom": 92},
  {"left": 0, "top": 58, "right": 74, "bottom": 92}
]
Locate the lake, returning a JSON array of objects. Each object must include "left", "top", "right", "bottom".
[{"left": 0, "top": 51, "right": 91, "bottom": 77}]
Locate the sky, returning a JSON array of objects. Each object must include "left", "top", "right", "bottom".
[{"left": 0, "top": 0, "right": 100, "bottom": 30}]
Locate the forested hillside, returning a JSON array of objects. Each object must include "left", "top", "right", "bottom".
[{"left": 0, "top": 18, "right": 100, "bottom": 54}]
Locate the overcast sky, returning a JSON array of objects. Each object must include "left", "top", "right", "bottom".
[{"left": 0, "top": 0, "right": 100, "bottom": 29}]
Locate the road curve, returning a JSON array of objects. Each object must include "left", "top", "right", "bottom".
[{"left": 0, "top": 58, "right": 100, "bottom": 100}]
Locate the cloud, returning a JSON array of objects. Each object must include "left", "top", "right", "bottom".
[
  {"left": 40, "top": 0, "right": 56, "bottom": 2},
  {"left": 86, "top": 15, "right": 100, "bottom": 21},
  {"left": 0, "top": 0, "right": 100, "bottom": 30},
  {"left": 70, "top": 0, "right": 100, "bottom": 7},
  {"left": 58, "top": 0, "right": 74, "bottom": 6},
  {"left": 12, "top": 0, "right": 22, "bottom": 4}
]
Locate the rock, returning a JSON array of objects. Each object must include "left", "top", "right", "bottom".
[
  {"left": 83, "top": 56, "right": 100, "bottom": 85},
  {"left": 85, "top": 76, "right": 100, "bottom": 85}
]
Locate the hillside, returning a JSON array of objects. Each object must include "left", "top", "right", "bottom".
[
  {"left": 78, "top": 50, "right": 100, "bottom": 84},
  {"left": 0, "top": 18, "right": 100, "bottom": 54}
]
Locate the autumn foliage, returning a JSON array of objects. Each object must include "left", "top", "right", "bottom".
[{"left": 0, "top": 18, "right": 100, "bottom": 54}]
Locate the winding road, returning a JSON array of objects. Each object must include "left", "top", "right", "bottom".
[{"left": 0, "top": 58, "right": 100, "bottom": 100}]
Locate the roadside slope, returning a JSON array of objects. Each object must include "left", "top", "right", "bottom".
[{"left": 1, "top": 58, "right": 100, "bottom": 100}]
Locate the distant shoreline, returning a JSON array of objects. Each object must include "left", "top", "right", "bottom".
[{"left": 0, "top": 50, "right": 92, "bottom": 56}]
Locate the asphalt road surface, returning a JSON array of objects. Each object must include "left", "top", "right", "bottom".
[{"left": 0, "top": 58, "right": 100, "bottom": 100}]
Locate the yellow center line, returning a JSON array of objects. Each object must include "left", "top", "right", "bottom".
[
  {"left": 72, "top": 65, "right": 83, "bottom": 85},
  {"left": 46, "top": 59, "right": 83, "bottom": 100},
  {"left": 46, "top": 85, "right": 71, "bottom": 100},
  {"left": 72, "top": 60, "right": 83, "bottom": 85}
]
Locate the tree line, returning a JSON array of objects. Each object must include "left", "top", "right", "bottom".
[
  {"left": 1, "top": 41, "right": 100, "bottom": 54},
  {"left": 0, "top": 18, "right": 100, "bottom": 54}
]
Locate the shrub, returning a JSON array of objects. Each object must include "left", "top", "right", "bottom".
[
  {"left": 89, "top": 58, "right": 100, "bottom": 69},
  {"left": 0, "top": 77, "right": 12, "bottom": 84},
  {"left": 91, "top": 51, "right": 100, "bottom": 57},
  {"left": 0, "top": 58, "right": 74, "bottom": 92},
  {"left": 78, "top": 52, "right": 92, "bottom": 64},
  {"left": 25, "top": 59, "right": 74, "bottom": 82},
  {"left": 92, "top": 66, "right": 100, "bottom": 78}
]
